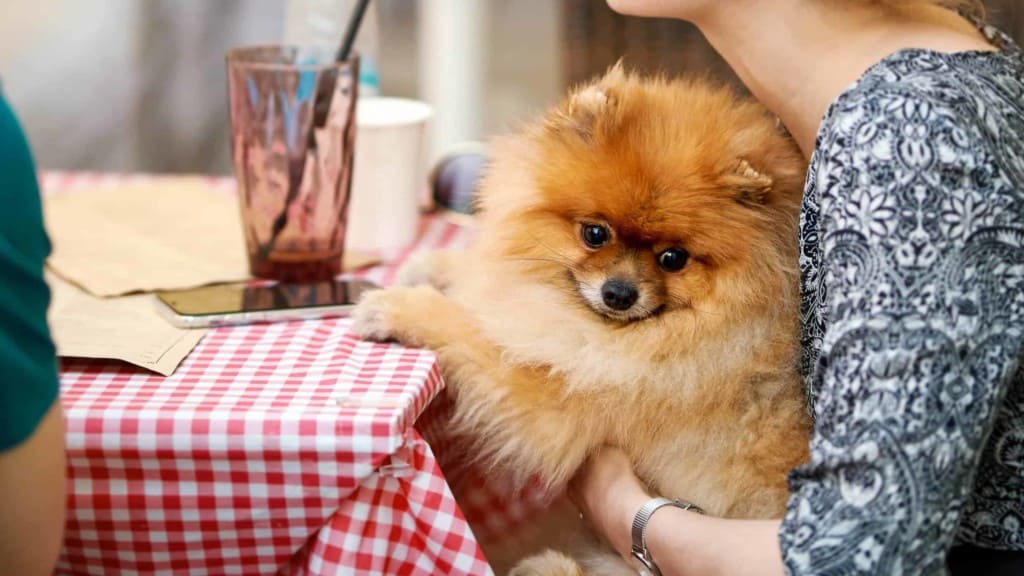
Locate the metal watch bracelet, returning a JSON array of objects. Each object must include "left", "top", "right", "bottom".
[{"left": 630, "top": 497, "right": 705, "bottom": 576}]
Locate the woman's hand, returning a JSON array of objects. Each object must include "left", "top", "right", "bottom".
[
  {"left": 568, "top": 446, "right": 651, "bottom": 559},
  {"left": 569, "top": 447, "right": 787, "bottom": 576}
]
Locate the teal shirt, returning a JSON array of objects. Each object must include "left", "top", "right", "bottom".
[{"left": 0, "top": 91, "right": 59, "bottom": 451}]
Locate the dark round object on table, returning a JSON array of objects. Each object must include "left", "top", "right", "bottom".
[{"left": 431, "top": 151, "right": 488, "bottom": 215}]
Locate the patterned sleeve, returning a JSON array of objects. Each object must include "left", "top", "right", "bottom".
[{"left": 778, "top": 87, "right": 1024, "bottom": 574}]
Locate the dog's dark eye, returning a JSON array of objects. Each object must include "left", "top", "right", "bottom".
[
  {"left": 581, "top": 224, "right": 609, "bottom": 248},
  {"left": 658, "top": 248, "right": 688, "bottom": 272}
]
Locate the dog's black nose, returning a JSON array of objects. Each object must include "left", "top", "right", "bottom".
[{"left": 601, "top": 279, "right": 639, "bottom": 311}]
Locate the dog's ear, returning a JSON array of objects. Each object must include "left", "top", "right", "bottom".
[
  {"left": 546, "top": 62, "right": 626, "bottom": 142},
  {"left": 724, "top": 159, "right": 774, "bottom": 206}
]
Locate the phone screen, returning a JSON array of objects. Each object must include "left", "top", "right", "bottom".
[{"left": 157, "top": 279, "right": 377, "bottom": 317}]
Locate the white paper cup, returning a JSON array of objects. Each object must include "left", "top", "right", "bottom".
[{"left": 345, "top": 97, "right": 434, "bottom": 254}]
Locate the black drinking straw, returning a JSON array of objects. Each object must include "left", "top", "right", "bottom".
[
  {"left": 260, "top": 0, "right": 372, "bottom": 261},
  {"left": 335, "top": 0, "right": 372, "bottom": 63}
]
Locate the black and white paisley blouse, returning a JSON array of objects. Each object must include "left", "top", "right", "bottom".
[{"left": 778, "top": 20, "right": 1024, "bottom": 575}]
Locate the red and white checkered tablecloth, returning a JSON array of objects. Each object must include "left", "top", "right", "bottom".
[{"left": 47, "top": 172, "right": 495, "bottom": 575}]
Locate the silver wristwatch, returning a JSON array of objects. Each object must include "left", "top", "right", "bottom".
[{"left": 630, "top": 497, "right": 705, "bottom": 576}]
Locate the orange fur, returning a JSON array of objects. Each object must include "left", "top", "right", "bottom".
[{"left": 352, "top": 67, "right": 811, "bottom": 574}]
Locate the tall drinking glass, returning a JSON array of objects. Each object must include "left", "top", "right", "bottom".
[{"left": 226, "top": 46, "right": 359, "bottom": 282}]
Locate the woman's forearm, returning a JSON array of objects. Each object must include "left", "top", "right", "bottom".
[
  {"left": 0, "top": 402, "right": 66, "bottom": 576},
  {"left": 643, "top": 508, "right": 786, "bottom": 576},
  {"left": 571, "top": 447, "right": 787, "bottom": 576}
]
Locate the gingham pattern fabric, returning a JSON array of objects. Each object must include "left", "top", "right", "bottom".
[
  {"left": 285, "top": 433, "right": 489, "bottom": 576},
  {"left": 48, "top": 173, "right": 492, "bottom": 575}
]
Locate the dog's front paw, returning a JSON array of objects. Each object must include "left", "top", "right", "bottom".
[
  {"left": 350, "top": 289, "right": 400, "bottom": 343},
  {"left": 394, "top": 250, "right": 463, "bottom": 292},
  {"left": 393, "top": 252, "right": 438, "bottom": 288},
  {"left": 509, "top": 551, "right": 583, "bottom": 576},
  {"left": 350, "top": 285, "right": 448, "bottom": 347}
]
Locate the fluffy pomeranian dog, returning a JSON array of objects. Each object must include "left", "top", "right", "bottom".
[{"left": 352, "top": 65, "right": 811, "bottom": 575}]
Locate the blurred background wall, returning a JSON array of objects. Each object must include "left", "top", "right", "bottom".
[
  {"left": 0, "top": 0, "right": 562, "bottom": 175},
  {"left": 1, "top": 0, "right": 1020, "bottom": 176}
]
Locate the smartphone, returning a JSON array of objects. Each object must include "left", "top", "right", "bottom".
[{"left": 155, "top": 279, "right": 379, "bottom": 328}]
